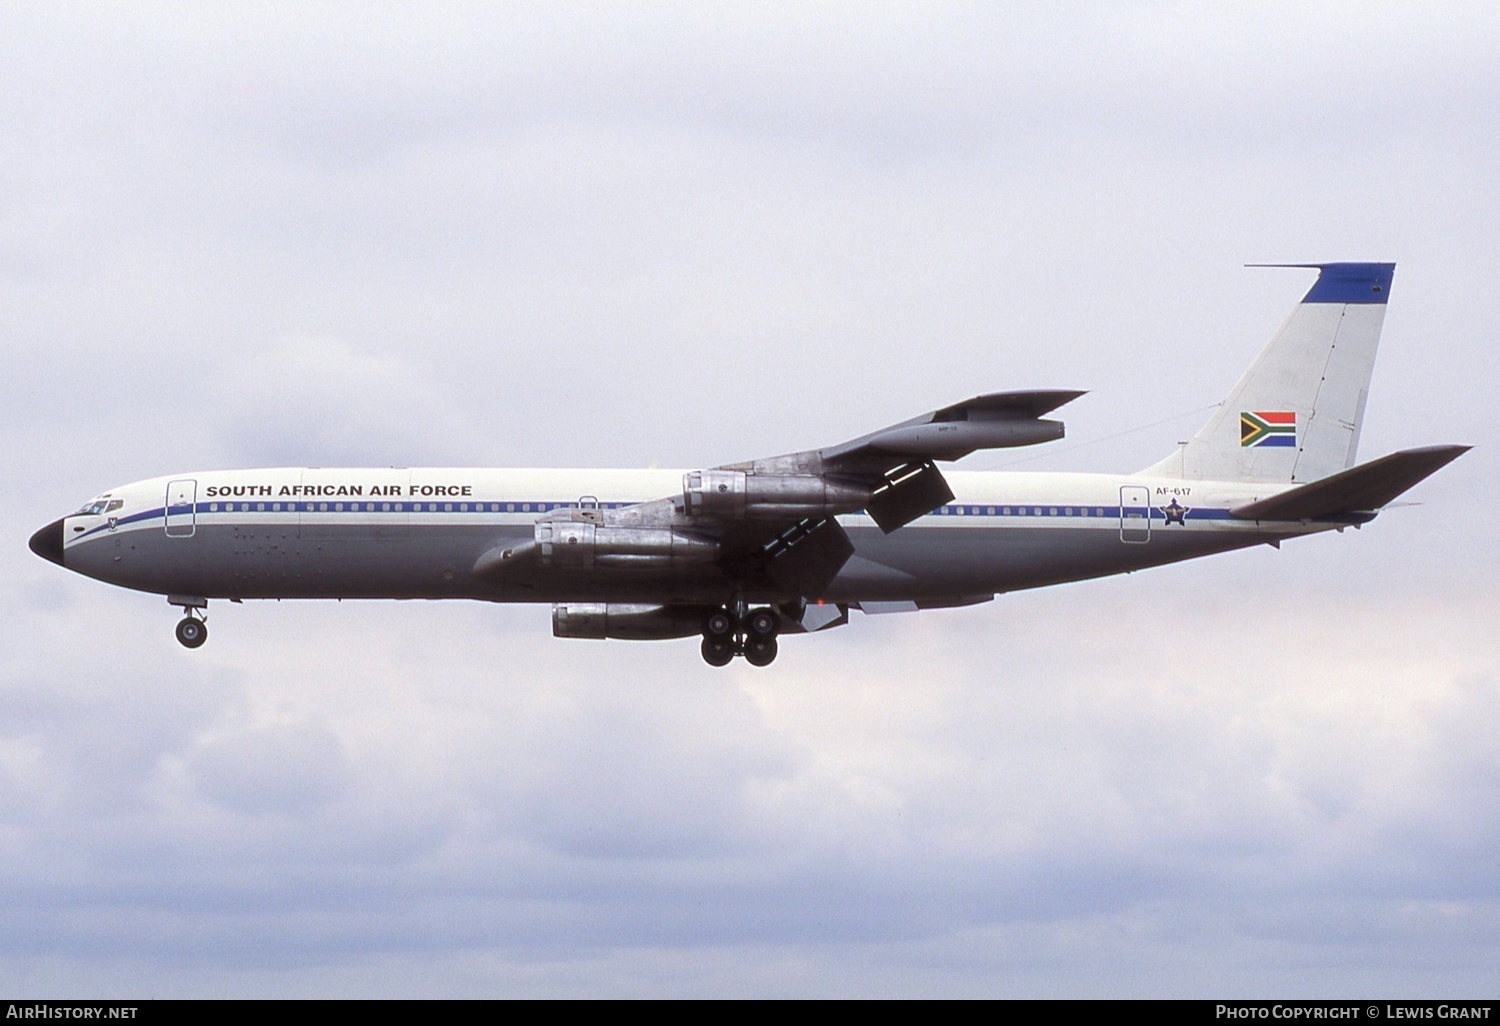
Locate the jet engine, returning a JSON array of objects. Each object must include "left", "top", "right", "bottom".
[
  {"left": 552, "top": 603, "right": 706, "bottom": 640},
  {"left": 535, "top": 521, "right": 717, "bottom": 570},
  {"left": 683, "top": 470, "right": 871, "bottom": 519}
]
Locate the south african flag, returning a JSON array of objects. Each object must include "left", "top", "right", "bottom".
[{"left": 1240, "top": 410, "right": 1296, "bottom": 448}]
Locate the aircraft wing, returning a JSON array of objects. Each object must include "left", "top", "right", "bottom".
[
  {"left": 715, "top": 389, "right": 1086, "bottom": 532},
  {"left": 818, "top": 390, "right": 1086, "bottom": 466},
  {"left": 475, "top": 390, "right": 1083, "bottom": 598}
]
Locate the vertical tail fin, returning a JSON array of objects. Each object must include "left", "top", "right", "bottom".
[{"left": 1142, "top": 262, "right": 1395, "bottom": 483}]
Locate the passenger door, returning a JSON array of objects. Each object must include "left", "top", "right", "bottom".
[
  {"left": 165, "top": 479, "right": 197, "bottom": 538},
  {"left": 1119, "top": 485, "right": 1150, "bottom": 543}
]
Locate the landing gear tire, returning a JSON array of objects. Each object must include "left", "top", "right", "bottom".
[
  {"left": 175, "top": 617, "right": 208, "bottom": 649},
  {"left": 744, "top": 635, "right": 778, "bottom": 667},
  {"left": 747, "top": 609, "right": 778, "bottom": 639},
  {"left": 705, "top": 610, "right": 734, "bottom": 639},
  {"left": 701, "top": 636, "right": 734, "bottom": 667}
]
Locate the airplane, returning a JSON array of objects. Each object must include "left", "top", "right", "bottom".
[{"left": 29, "top": 262, "right": 1468, "bottom": 666}]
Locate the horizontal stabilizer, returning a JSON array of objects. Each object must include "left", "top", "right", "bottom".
[{"left": 1230, "top": 445, "right": 1470, "bottom": 522}]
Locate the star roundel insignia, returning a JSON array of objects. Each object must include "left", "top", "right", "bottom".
[{"left": 1160, "top": 499, "right": 1190, "bottom": 526}]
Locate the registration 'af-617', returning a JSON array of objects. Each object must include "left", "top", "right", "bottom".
[{"left": 30, "top": 264, "right": 1468, "bottom": 666}]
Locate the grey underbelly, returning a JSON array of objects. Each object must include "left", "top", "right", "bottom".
[{"left": 69, "top": 521, "right": 1270, "bottom": 605}]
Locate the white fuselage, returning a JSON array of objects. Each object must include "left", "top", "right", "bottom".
[{"left": 53, "top": 466, "right": 1316, "bottom": 607}]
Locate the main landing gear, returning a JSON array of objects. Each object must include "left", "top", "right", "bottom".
[
  {"left": 700, "top": 603, "right": 779, "bottom": 667},
  {"left": 171, "top": 596, "right": 208, "bottom": 649}
]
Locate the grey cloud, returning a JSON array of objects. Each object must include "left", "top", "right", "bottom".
[
  {"left": 187, "top": 719, "right": 350, "bottom": 817},
  {"left": 2, "top": 0, "right": 1497, "bottom": 997}
]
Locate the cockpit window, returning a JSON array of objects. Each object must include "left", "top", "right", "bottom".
[
  {"left": 104, "top": 499, "right": 124, "bottom": 513},
  {"left": 75, "top": 498, "right": 124, "bottom": 516}
]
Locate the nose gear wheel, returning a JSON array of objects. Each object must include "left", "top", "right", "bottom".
[{"left": 175, "top": 616, "right": 207, "bottom": 649}]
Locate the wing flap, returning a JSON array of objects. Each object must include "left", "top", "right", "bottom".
[
  {"left": 865, "top": 460, "right": 955, "bottom": 533},
  {"left": 1230, "top": 445, "right": 1470, "bottom": 522},
  {"left": 762, "top": 517, "right": 856, "bottom": 596}
]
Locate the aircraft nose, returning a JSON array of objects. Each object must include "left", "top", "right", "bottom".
[{"left": 29, "top": 518, "right": 65, "bottom": 566}]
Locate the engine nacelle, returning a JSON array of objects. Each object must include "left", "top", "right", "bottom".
[
  {"left": 536, "top": 521, "right": 717, "bottom": 570},
  {"left": 552, "top": 603, "right": 706, "bottom": 640},
  {"left": 683, "top": 470, "right": 871, "bottom": 519}
]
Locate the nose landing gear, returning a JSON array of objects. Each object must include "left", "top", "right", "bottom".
[
  {"left": 170, "top": 595, "right": 209, "bottom": 649},
  {"left": 175, "top": 615, "right": 208, "bottom": 649},
  {"left": 700, "top": 603, "right": 779, "bottom": 667}
]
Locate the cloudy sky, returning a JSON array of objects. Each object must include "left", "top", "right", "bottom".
[{"left": 3, "top": 2, "right": 1497, "bottom": 997}]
